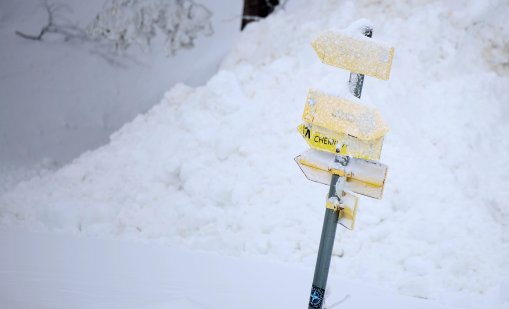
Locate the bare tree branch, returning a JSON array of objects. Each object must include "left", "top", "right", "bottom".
[
  {"left": 15, "top": 0, "right": 86, "bottom": 42},
  {"left": 15, "top": 1, "right": 52, "bottom": 40},
  {"left": 87, "top": 0, "right": 213, "bottom": 56},
  {"left": 14, "top": 0, "right": 213, "bottom": 66}
]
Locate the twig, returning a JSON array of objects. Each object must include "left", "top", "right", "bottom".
[
  {"left": 15, "top": 1, "right": 53, "bottom": 40},
  {"left": 15, "top": 0, "right": 85, "bottom": 42}
]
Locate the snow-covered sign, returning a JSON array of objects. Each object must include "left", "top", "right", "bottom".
[
  {"left": 300, "top": 89, "right": 387, "bottom": 160},
  {"left": 312, "top": 28, "right": 394, "bottom": 80},
  {"left": 297, "top": 123, "right": 383, "bottom": 160},
  {"left": 302, "top": 20, "right": 395, "bottom": 309},
  {"left": 295, "top": 149, "right": 387, "bottom": 199}
]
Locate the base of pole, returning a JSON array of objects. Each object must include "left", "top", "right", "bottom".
[{"left": 309, "top": 284, "right": 326, "bottom": 309}]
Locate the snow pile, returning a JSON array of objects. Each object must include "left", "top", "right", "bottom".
[{"left": 2, "top": 0, "right": 509, "bottom": 307}]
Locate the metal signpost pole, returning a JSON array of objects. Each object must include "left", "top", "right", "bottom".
[
  {"left": 349, "top": 26, "right": 373, "bottom": 99},
  {"left": 308, "top": 26, "right": 373, "bottom": 309}
]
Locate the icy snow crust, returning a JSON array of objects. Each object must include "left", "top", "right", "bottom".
[{"left": 1, "top": 0, "right": 509, "bottom": 307}]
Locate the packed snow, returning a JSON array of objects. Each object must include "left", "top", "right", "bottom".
[
  {"left": 1, "top": 0, "right": 509, "bottom": 308},
  {"left": 0, "top": 228, "right": 452, "bottom": 309}
]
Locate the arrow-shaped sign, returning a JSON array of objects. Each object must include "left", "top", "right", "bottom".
[
  {"left": 302, "top": 89, "right": 388, "bottom": 142},
  {"left": 312, "top": 29, "right": 394, "bottom": 80},
  {"left": 297, "top": 123, "right": 383, "bottom": 160},
  {"left": 295, "top": 149, "right": 387, "bottom": 199}
]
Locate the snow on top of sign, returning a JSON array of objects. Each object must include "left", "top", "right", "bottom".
[
  {"left": 303, "top": 89, "right": 388, "bottom": 141},
  {"left": 343, "top": 18, "right": 374, "bottom": 37},
  {"left": 327, "top": 195, "right": 341, "bottom": 207},
  {"left": 311, "top": 22, "right": 394, "bottom": 80}
]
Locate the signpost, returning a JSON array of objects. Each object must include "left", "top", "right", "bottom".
[
  {"left": 297, "top": 123, "right": 384, "bottom": 161},
  {"left": 295, "top": 149, "right": 387, "bottom": 199},
  {"left": 296, "top": 21, "right": 394, "bottom": 309},
  {"left": 302, "top": 89, "right": 388, "bottom": 142},
  {"left": 312, "top": 27, "right": 394, "bottom": 80}
]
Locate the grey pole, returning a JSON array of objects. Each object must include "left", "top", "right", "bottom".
[
  {"left": 348, "top": 26, "right": 373, "bottom": 98},
  {"left": 307, "top": 25, "right": 373, "bottom": 309}
]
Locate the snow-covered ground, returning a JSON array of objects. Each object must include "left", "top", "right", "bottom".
[
  {"left": 0, "top": 228, "right": 454, "bottom": 309},
  {"left": 2, "top": 0, "right": 509, "bottom": 308},
  {"left": 0, "top": 0, "right": 241, "bottom": 169}
]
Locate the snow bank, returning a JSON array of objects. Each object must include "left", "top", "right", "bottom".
[{"left": 1, "top": 0, "right": 509, "bottom": 306}]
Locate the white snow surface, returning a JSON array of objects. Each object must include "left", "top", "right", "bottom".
[
  {"left": 0, "top": 228, "right": 455, "bottom": 309},
  {"left": 0, "top": 0, "right": 241, "bottom": 167},
  {"left": 2, "top": 0, "right": 509, "bottom": 307}
]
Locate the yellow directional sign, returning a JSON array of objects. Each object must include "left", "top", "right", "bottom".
[
  {"left": 302, "top": 89, "right": 388, "bottom": 142},
  {"left": 298, "top": 123, "right": 383, "bottom": 161},
  {"left": 326, "top": 193, "right": 358, "bottom": 230},
  {"left": 312, "top": 29, "right": 394, "bottom": 80},
  {"left": 295, "top": 149, "right": 387, "bottom": 199}
]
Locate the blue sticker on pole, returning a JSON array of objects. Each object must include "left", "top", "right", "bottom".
[{"left": 309, "top": 285, "right": 325, "bottom": 309}]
